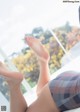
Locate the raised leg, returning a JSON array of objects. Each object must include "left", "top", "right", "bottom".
[
  {"left": 0, "top": 37, "right": 59, "bottom": 112},
  {"left": 25, "top": 37, "right": 50, "bottom": 95},
  {"left": 0, "top": 62, "right": 27, "bottom": 112},
  {"left": 25, "top": 38, "right": 59, "bottom": 112}
]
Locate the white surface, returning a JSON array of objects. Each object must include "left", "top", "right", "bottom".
[{"left": 61, "top": 42, "right": 80, "bottom": 66}]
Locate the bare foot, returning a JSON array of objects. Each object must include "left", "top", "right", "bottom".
[
  {"left": 0, "top": 61, "right": 23, "bottom": 87},
  {"left": 25, "top": 37, "right": 50, "bottom": 63}
]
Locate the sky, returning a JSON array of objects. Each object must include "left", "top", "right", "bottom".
[{"left": 0, "top": 0, "right": 80, "bottom": 59}]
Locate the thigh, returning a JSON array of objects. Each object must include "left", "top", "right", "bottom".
[{"left": 26, "top": 84, "right": 59, "bottom": 112}]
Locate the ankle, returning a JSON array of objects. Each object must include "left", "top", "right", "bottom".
[
  {"left": 39, "top": 60, "right": 49, "bottom": 66},
  {"left": 8, "top": 83, "right": 21, "bottom": 91}
]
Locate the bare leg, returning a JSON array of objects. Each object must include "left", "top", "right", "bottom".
[
  {"left": 25, "top": 37, "right": 60, "bottom": 112},
  {"left": 0, "top": 37, "right": 59, "bottom": 112},
  {"left": 25, "top": 37, "right": 50, "bottom": 95},
  {"left": 0, "top": 62, "right": 27, "bottom": 112}
]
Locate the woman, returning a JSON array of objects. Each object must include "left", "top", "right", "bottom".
[{"left": 0, "top": 37, "right": 80, "bottom": 112}]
